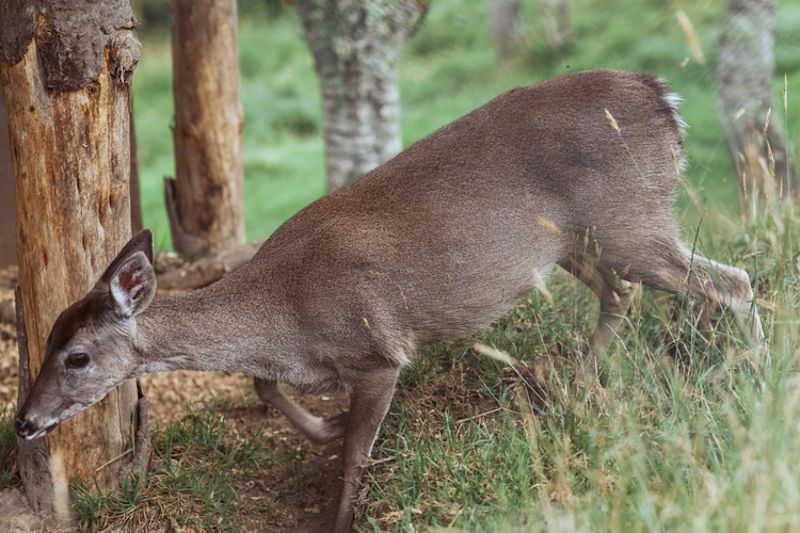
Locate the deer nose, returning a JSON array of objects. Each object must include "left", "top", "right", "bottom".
[{"left": 15, "top": 417, "right": 34, "bottom": 439}]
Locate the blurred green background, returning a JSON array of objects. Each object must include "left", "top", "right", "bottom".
[{"left": 132, "top": 0, "right": 800, "bottom": 251}]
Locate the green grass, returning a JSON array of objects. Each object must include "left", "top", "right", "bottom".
[
  {"left": 0, "top": 407, "right": 15, "bottom": 486},
  {"left": 361, "top": 204, "right": 798, "bottom": 531},
  {"left": 70, "top": 401, "right": 272, "bottom": 532}
]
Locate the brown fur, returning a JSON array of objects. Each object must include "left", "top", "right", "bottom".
[{"left": 17, "top": 70, "right": 762, "bottom": 532}]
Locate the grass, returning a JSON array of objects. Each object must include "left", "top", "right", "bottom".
[
  {"left": 70, "top": 401, "right": 272, "bottom": 532},
  {"left": 0, "top": 407, "right": 15, "bottom": 486},
  {"left": 360, "top": 202, "right": 798, "bottom": 531}
]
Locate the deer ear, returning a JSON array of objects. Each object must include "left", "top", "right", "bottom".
[
  {"left": 100, "top": 230, "right": 156, "bottom": 318},
  {"left": 108, "top": 251, "right": 156, "bottom": 318},
  {"left": 100, "top": 230, "right": 154, "bottom": 285}
]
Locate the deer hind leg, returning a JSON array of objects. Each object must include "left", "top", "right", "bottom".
[
  {"left": 333, "top": 366, "right": 399, "bottom": 533},
  {"left": 254, "top": 378, "right": 348, "bottom": 445},
  {"left": 559, "top": 256, "right": 634, "bottom": 377},
  {"left": 626, "top": 241, "right": 764, "bottom": 345}
]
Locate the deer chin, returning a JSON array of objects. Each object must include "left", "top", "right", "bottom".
[
  {"left": 24, "top": 421, "right": 59, "bottom": 441},
  {"left": 25, "top": 391, "right": 114, "bottom": 440},
  {"left": 22, "top": 372, "right": 130, "bottom": 440}
]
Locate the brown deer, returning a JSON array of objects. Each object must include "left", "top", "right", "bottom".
[{"left": 15, "top": 70, "right": 763, "bottom": 532}]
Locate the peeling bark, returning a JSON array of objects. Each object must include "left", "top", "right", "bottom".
[
  {"left": 1, "top": 0, "right": 138, "bottom": 91},
  {"left": 169, "top": 0, "right": 245, "bottom": 256},
  {"left": 719, "top": 0, "right": 797, "bottom": 209},
  {"left": 0, "top": 0, "right": 142, "bottom": 520},
  {"left": 298, "top": 0, "right": 426, "bottom": 191}
]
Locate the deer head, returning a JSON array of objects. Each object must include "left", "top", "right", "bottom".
[{"left": 15, "top": 231, "right": 156, "bottom": 440}]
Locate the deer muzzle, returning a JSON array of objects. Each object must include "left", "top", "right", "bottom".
[{"left": 15, "top": 412, "right": 57, "bottom": 440}]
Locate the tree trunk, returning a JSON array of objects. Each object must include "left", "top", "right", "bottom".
[
  {"left": 718, "top": 0, "right": 797, "bottom": 213},
  {"left": 298, "top": 0, "right": 426, "bottom": 192},
  {"left": 130, "top": 108, "right": 143, "bottom": 234},
  {"left": 541, "top": 0, "right": 573, "bottom": 54},
  {"left": 0, "top": 0, "right": 144, "bottom": 521},
  {"left": 167, "top": 0, "right": 245, "bottom": 256},
  {"left": 0, "top": 92, "right": 14, "bottom": 267},
  {"left": 488, "top": 0, "right": 521, "bottom": 64}
]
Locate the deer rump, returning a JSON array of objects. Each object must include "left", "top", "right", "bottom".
[{"left": 247, "top": 69, "right": 686, "bottom": 364}]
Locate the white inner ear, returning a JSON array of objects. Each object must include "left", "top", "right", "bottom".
[
  {"left": 109, "top": 251, "right": 153, "bottom": 318},
  {"left": 110, "top": 278, "right": 135, "bottom": 318}
]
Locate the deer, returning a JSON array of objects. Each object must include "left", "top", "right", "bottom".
[{"left": 15, "top": 69, "right": 763, "bottom": 532}]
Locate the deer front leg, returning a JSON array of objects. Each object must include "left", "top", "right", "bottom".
[
  {"left": 333, "top": 367, "right": 399, "bottom": 533},
  {"left": 559, "top": 257, "right": 633, "bottom": 382},
  {"left": 254, "top": 378, "right": 347, "bottom": 445}
]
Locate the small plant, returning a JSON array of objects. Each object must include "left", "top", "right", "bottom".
[
  {"left": 70, "top": 401, "right": 272, "bottom": 532},
  {"left": 0, "top": 406, "right": 17, "bottom": 487}
]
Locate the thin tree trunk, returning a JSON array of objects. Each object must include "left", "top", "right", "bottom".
[
  {"left": 541, "top": 0, "right": 573, "bottom": 54},
  {"left": 167, "top": 0, "right": 245, "bottom": 256},
  {"left": 0, "top": 92, "right": 14, "bottom": 267},
  {"left": 489, "top": 0, "right": 521, "bottom": 64},
  {"left": 0, "top": 0, "right": 143, "bottom": 520},
  {"left": 130, "top": 108, "right": 143, "bottom": 234},
  {"left": 719, "top": 0, "right": 797, "bottom": 211},
  {"left": 298, "top": 0, "right": 426, "bottom": 192}
]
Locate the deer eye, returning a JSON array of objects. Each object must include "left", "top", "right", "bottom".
[{"left": 65, "top": 352, "right": 90, "bottom": 369}]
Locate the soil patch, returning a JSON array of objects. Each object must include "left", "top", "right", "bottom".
[{"left": 226, "top": 397, "right": 346, "bottom": 532}]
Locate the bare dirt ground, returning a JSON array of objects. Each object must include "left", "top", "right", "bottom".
[
  {"left": 226, "top": 399, "right": 346, "bottom": 533},
  {"left": 0, "top": 487, "right": 51, "bottom": 533},
  {"left": 0, "top": 266, "right": 351, "bottom": 532},
  {"left": 0, "top": 267, "right": 19, "bottom": 413}
]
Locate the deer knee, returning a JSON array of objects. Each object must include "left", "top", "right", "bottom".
[
  {"left": 254, "top": 378, "right": 281, "bottom": 403},
  {"left": 692, "top": 261, "right": 764, "bottom": 344},
  {"left": 707, "top": 264, "right": 754, "bottom": 310},
  {"left": 600, "top": 278, "right": 633, "bottom": 314}
]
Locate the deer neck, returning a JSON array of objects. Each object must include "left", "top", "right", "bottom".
[{"left": 133, "top": 284, "right": 290, "bottom": 376}]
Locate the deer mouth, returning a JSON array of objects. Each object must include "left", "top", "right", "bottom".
[
  {"left": 16, "top": 417, "right": 59, "bottom": 440},
  {"left": 25, "top": 422, "right": 58, "bottom": 440}
]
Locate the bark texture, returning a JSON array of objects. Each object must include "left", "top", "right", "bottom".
[
  {"left": 719, "top": 0, "right": 797, "bottom": 210},
  {"left": 130, "top": 109, "right": 143, "bottom": 234},
  {"left": 298, "top": 0, "right": 426, "bottom": 191},
  {"left": 0, "top": 0, "right": 142, "bottom": 520},
  {"left": 488, "top": 0, "right": 521, "bottom": 63},
  {"left": 168, "top": 0, "right": 245, "bottom": 256},
  {"left": 0, "top": 92, "right": 14, "bottom": 267}
]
